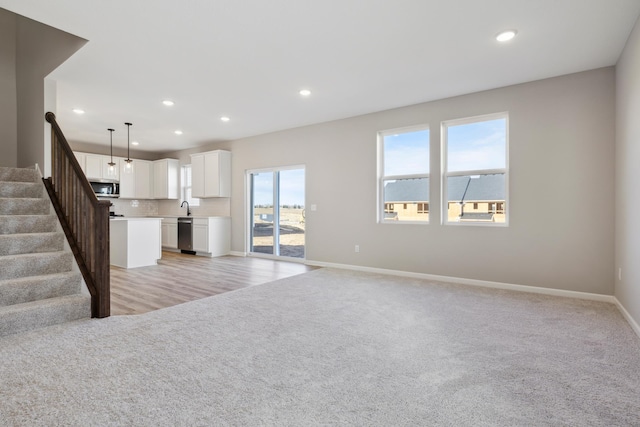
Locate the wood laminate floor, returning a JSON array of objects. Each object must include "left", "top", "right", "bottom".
[{"left": 110, "top": 251, "right": 317, "bottom": 315}]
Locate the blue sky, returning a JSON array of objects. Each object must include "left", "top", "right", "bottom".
[
  {"left": 447, "top": 118, "right": 506, "bottom": 172},
  {"left": 252, "top": 169, "right": 305, "bottom": 206},
  {"left": 383, "top": 129, "right": 430, "bottom": 176},
  {"left": 383, "top": 118, "right": 506, "bottom": 176}
]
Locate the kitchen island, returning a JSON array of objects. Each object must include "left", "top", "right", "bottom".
[{"left": 110, "top": 217, "right": 162, "bottom": 268}]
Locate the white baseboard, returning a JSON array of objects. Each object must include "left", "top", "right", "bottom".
[
  {"left": 305, "top": 260, "right": 616, "bottom": 303},
  {"left": 613, "top": 297, "right": 640, "bottom": 339},
  {"left": 229, "top": 251, "right": 247, "bottom": 257}
]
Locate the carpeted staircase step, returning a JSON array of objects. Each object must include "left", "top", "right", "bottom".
[
  {"left": 0, "top": 166, "right": 93, "bottom": 336},
  {"left": 0, "top": 214, "right": 58, "bottom": 234},
  {"left": 0, "top": 232, "right": 64, "bottom": 256},
  {"left": 0, "top": 294, "right": 91, "bottom": 338},
  {"left": 0, "top": 251, "right": 72, "bottom": 280},
  {"left": 0, "top": 198, "right": 50, "bottom": 215},
  {"left": 0, "top": 167, "right": 39, "bottom": 183},
  {"left": 0, "top": 271, "right": 82, "bottom": 307},
  {"left": 0, "top": 181, "right": 44, "bottom": 198}
]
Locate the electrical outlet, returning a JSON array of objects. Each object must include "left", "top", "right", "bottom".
[{"left": 355, "top": 245, "right": 360, "bottom": 253}]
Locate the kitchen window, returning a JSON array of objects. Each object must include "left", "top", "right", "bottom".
[{"left": 182, "top": 165, "right": 200, "bottom": 207}]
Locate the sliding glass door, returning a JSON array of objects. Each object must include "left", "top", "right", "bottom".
[{"left": 249, "top": 167, "right": 305, "bottom": 259}]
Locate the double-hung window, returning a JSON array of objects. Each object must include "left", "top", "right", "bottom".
[
  {"left": 182, "top": 165, "right": 200, "bottom": 207},
  {"left": 442, "top": 113, "right": 508, "bottom": 225},
  {"left": 378, "top": 126, "right": 430, "bottom": 223}
]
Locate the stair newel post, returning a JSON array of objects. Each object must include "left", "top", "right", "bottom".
[{"left": 94, "top": 204, "right": 111, "bottom": 318}]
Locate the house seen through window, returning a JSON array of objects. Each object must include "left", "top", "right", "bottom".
[
  {"left": 442, "top": 113, "right": 508, "bottom": 225},
  {"left": 379, "top": 126, "right": 429, "bottom": 223}
]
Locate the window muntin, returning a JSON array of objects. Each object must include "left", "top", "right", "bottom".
[
  {"left": 182, "top": 165, "right": 200, "bottom": 207},
  {"left": 379, "top": 126, "right": 429, "bottom": 223},
  {"left": 442, "top": 113, "right": 508, "bottom": 225}
]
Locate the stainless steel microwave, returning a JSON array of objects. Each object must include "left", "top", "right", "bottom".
[{"left": 90, "top": 181, "right": 120, "bottom": 198}]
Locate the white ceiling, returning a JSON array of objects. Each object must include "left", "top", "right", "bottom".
[{"left": 1, "top": 0, "right": 639, "bottom": 153}]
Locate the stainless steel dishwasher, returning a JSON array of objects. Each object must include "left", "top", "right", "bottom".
[{"left": 177, "top": 217, "right": 194, "bottom": 253}]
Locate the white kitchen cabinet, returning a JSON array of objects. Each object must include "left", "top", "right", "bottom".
[
  {"left": 102, "top": 156, "right": 120, "bottom": 181},
  {"left": 119, "top": 159, "right": 152, "bottom": 199},
  {"left": 190, "top": 150, "right": 231, "bottom": 198},
  {"left": 161, "top": 218, "right": 178, "bottom": 249},
  {"left": 119, "top": 157, "right": 135, "bottom": 198},
  {"left": 153, "top": 159, "right": 180, "bottom": 199},
  {"left": 192, "top": 217, "right": 230, "bottom": 256},
  {"left": 84, "top": 154, "right": 103, "bottom": 180},
  {"left": 74, "top": 152, "right": 118, "bottom": 181},
  {"left": 135, "top": 160, "right": 152, "bottom": 199},
  {"left": 74, "top": 152, "right": 87, "bottom": 173},
  {"left": 193, "top": 221, "right": 208, "bottom": 252}
]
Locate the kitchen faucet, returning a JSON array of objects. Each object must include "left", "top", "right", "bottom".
[{"left": 180, "top": 201, "right": 191, "bottom": 216}]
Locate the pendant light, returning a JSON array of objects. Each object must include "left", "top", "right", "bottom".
[
  {"left": 107, "top": 128, "right": 116, "bottom": 176},
  {"left": 124, "top": 122, "right": 133, "bottom": 173}
]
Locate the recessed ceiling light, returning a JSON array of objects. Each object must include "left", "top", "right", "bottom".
[
  {"left": 72, "top": 108, "right": 85, "bottom": 115},
  {"left": 299, "top": 89, "right": 311, "bottom": 96},
  {"left": 131, "top": 141, "right": 139, "bottom": 146},
  {"left": 496, "top": 30, "right": 517, "bottom": 42},
  {"left": 162, "top": 100, "right": 174, "bottom": 106},
  {"left": 220, "top": 116, "right": 230, "bottom": 122},
  {"left": 174, "top": 130, "right": 183, "bottom": 135}
]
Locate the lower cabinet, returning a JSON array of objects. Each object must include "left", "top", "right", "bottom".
[
  {"left": 161, "top": 218, "right": 178, "bottom": 249},
  {"left": 192, "top": 217, "right": 230, "bottom": 256},
  {"left": 193, "top": 222, "right": 208, "bottom": 252}
]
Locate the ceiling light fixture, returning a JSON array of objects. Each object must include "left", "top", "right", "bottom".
[
  {"left": 107, "top": 128, "right": 116, "bottom": 177},
  {"left": 299, "top": 89, "right": 311, "bottom": 96},
  {"left": 496, "top": 29, "right": 517, "bottom": 42},
  {"left": 174, "top": 130, "right": 183, "bottom": 135},
  {"left": 220, "top": 116, "right": 230, "bottom": 122},
  {"left": 162, "top": 100, "right": 174, "bottom": 106},
  {"left": 124, "top": 122, "right": 133, "bottom": 173},
  {"left": 131, "top": 141, "right": 139, "bottom": 146},
  {"left": 73, "top": 109, "right": 85, "bottom": 115}
]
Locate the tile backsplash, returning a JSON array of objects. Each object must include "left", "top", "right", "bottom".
[{"left": 106, "top": 198, "right": 159, "bottom": 217}]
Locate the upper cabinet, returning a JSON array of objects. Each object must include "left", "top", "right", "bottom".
[
  {"left": 190, "top": 150, "right": 231, "bottom": 198},
  {"left": 153, "top": 159, "right": 180, "bottom": 199},
  {"left": 75, "top": 152, "right": 119, "bottom": 181},
  {"left": 118, "top": 159, "right": 153, "bottom": 199}
]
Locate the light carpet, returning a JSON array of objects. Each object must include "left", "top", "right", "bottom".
[{"left": 1, "top": 268, "right": 639, "bottom": 426}]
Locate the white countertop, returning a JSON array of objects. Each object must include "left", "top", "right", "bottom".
[
  {"left": 146, "top": 215, "right": 230, "bottom": 219},
  {"left": 110, "top": 217, "right": 163, "bottom": 221}
]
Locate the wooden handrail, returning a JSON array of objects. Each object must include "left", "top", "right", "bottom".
[{"left": 44, "top": 112, "right": 111, "bottom": 318}]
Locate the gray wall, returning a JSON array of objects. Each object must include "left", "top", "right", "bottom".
[
  {"left": 616, "top": 16, "right": 640, "bottom": 327},
  {"left": 15, "top": 14, "right": 86, "bottom": 171},
  {"left": 0, "top": 9, "right": 17, "bottom": 167},
  {"left": 228, "top": 68, "right": 615, "bottom": 295}
]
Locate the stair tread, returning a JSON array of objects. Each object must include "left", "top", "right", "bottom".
[
  {"left": 0, "top": 250, "right": 69, "bottom": 259},
  {"left": 0, "top": 294, "right": 89, "bottom": 313},
  {"left": 0, "top": 270, "right": 79, "bottom": 286}
]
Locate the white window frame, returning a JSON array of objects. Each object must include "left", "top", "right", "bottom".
[
  {"left": 441, "top": 112, "right": 509, "bottom": 226},
  {"left": 377, "top": 124, "right": 430, "bottom": 224},
  {"left": 181, "top": 164, "right": 200, "bottom": 207},
  {"left": 245, "top": 165, "right": 306, "bottom": 260}
]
